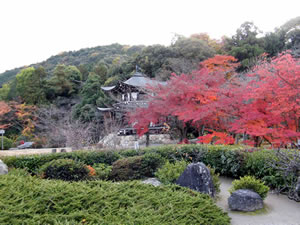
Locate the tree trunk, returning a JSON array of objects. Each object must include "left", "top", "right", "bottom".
[
  {"left": 254, "top": 136, "right": 262, "bottom": 147},
  {"left": 233, "top": 133, "right": 239, "bottom": 145}
]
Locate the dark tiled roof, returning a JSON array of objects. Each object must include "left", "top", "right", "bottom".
[
  {"left": 101, "top": 72, "right": 166, "bottom": 91},
  {"left": 123, "top": 72, "right": 166, "bottom": 88}
]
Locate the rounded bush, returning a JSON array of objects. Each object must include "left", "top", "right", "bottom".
[
  {"left": 155, "top": 160, "right": 188, "bottom": 184},
  {"left": 92, "top": 163, "right": 112, "bottom": 180},
  {"left": 1, "top": 136, "right": 13, "bottom": 150},
  {"left": 109, "top": 153, "right": 164, "bottom": 181},
  {"left": 40, "top": 159, "right": 90, "bottom": 181},
  {"left": 109, "top": 156, "right": 143, "bottom": 181},
  {"left": 229, "top": 176, "right": 269, "bottom": 200}
]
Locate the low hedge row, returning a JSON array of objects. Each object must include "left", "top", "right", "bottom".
[
  {"left": 2, "top": 150, "right": 120, "bottom": 174},
  {"left": 0, "top": 169, "right": 230, "bottom": 225},
  {"left": 1, "top": 144, "right": 285, "bottom": 189}
]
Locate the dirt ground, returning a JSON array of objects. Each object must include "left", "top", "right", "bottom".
[{"left": 217, "top": 177, "right": 300, "bottom": 225}]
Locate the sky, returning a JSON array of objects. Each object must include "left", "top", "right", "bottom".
[{"left": 0, "top": 0, "right": 299, "bottom": 73}]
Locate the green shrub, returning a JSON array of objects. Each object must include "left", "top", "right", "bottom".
[
  {"left": 0, "top": 169, "right": 230, "bottom": 225},
  {"left": 109, "top": 156, "right": 143, "bottom": 181},
  {"left": 201, "top": 146, "right": 246, "bottom": 177},
  {"left": 109, "top": 153, "right": 164, "bottom": 181},
  {"left": 229, "top": 176, "right": 270, "bottom": 200},
  {"left": 1, "top": 136, "right": 13, "bottom": 150},
  {"left": 40, "top": 159, "right": 90, "bottom": 181},
  {"left": 155, "top": 160, "right": 188, "bottom": 184},
  {"left": 244, "top": 149, "right": 284, "bottom": 189},
  {"left": 2, "top": 150, "right": 121, "bottom": 174},
  {"left": 140, "top": 152, "right": 164, "bottom": 177},
  {"left": 92, "top": 163, "right": 112, "bottom": 180},
  {"left": 119, "top": 149, "right": 140, "bottom": 157}
]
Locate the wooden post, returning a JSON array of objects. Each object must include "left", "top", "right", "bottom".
[{"left": 146, "top": 132, "right": 150, "bottom": 147}]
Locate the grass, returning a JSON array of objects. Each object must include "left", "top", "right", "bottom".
[{"left": 0, "top": 169, "right": 230, "bottom": 225}]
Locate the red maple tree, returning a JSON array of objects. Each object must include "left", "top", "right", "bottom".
[
  {"left": 129, "top": 55, "right": 240, "bottom": 141},
  {"left": 230, "top": 52, "right": 300, "bottom": 146},
  {"left": 129, "top": 53, "right": 300, "bottom": 147}
]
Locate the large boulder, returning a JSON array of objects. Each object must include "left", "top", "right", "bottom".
[
  {"left": 175, "top": 162, "right": 215, "bottom": 197},
  {"left": 0, "top": 160, "right": 8, "bottom": 175},
  {"left": 228, "top": 189, "right": 263, "bottom": 212}
]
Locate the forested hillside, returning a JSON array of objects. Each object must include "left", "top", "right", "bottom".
[
  {"left": 0, "top": 44, "right": 145, "bottom": 86},
  {"left": 0, "top": 17, "right": 299, "bottom": 149}
]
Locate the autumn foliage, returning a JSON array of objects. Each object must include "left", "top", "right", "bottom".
[
  {"left": 230, "top": 52, "right": 300, "bottom": 146},
  {"left": 0, "top": 101, "right": 36, "bottom": 137},
  {"left": 0, "top": 101, "right": 12, "bottom": 129},
  {"left": 129, "top": 53, "right": 300, "bottom": 147}
]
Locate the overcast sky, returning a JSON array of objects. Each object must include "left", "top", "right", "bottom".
[{"left": 0, "top": 0, "right": 299, "bottom": 73}]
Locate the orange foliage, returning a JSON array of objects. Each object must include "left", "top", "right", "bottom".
[
  {"left": 0, "top": 101, "right": 11, "bottom": 115},
  {"left": 0, "top": 101, "right": 12, "bottom": 129},
  {"left": 15, "top": 104, "right": 36, "bottom": 138},
  {"left": 197, "top": 130, "right": 234, "bottom": 145},
  {"left": 86, "top": 165, "right": 96, "bottom": 177},
  {"left": 201, "top": 55, "right": 239, "bottom": 79}
]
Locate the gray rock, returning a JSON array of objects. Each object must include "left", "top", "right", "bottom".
[
  {"left": 228, "top": 189, "right": 263, "bottom": 212},
  {"left": 0, "top": 160, "right": 8, "bottom": 175},
  {"left": 142, "top": 178, "right": 162, "bottom": 187},
  {"left": 175, "top": 162, "right": 215, "bottom": 197}
]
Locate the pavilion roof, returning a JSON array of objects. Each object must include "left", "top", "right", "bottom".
[{"left": 101, "top": 71, "right": 166, "bottom": 91}]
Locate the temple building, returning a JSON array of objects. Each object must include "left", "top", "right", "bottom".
[{"left": 98, "top": 69, "right": 167, "bottom": 135}]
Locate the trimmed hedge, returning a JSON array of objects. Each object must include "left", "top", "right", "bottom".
[
  {"left": 1, "top": 144, "right": 287, "bottom": 190},
  {"left": 109, "top": 153, "right": 164, "bottom": 181},
  {"left": 2, "top": 150, "right": 120, "bottom": 174},
  {"left": 40, "top": 159, "right": 90, "bottom": 181},
  {"left": 0, "top": 169, "right": 230, "bottom": 225}
]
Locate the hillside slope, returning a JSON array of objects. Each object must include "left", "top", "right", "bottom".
[{"left": 0, "top": 43, "right": 145, "bottom": 86}]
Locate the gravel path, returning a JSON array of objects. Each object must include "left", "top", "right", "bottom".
[{"left": 217, "top": 177, "right": 300, "bottom": 225}]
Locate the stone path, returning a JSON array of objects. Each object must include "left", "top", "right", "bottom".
[{"left": 217, "top": 177, "right": 300, "bottom": 225}]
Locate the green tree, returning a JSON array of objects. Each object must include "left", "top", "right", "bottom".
[
  {"left": 93, "top": 63, "right": 108, "bottom": 84},
  {"left": 172, "top": 36, "right": 215, "bottom": 61},
  {"left": 77, "top": 64, "right": 92, "bottom": 81},
  {"left": 64, "top": 65, "right": 82, "bottom": 94},
  {"left": 47, "top": 64, "right": 82, "bottom": 98},
  {"left": 73, "top": 73, "right": 111, "bottom": 121},
  {"left": 0, "top": 83, "right": 10, "bottom": 101},
  {"left": 224, "top": 22, "right": 265, "bottom": 71},
  {"left": 16, "top": 67, "right": 47, "bottom": 104},
  {"left": 135, "top": 45, "right": 177, "bottom": 78},
  {"left": 263, "top": 30, "right": 286, "bottom": 57}
]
